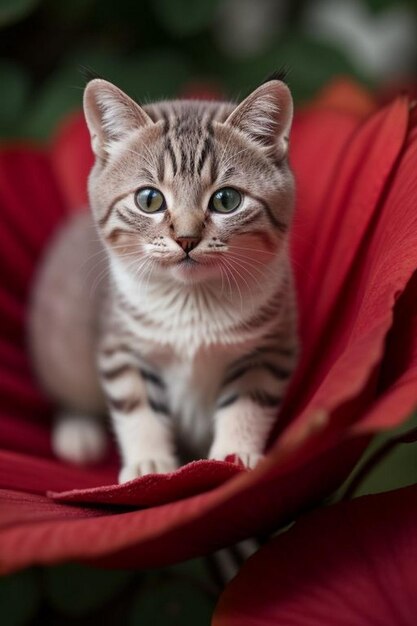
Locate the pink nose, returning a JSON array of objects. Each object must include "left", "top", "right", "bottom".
[{"left": 175, "top": 236, "right": 201, "bottom": 254}]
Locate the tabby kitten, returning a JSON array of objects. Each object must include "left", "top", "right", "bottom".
[{"left": 29, "top": 77, "right": 298, "bottom": 483}]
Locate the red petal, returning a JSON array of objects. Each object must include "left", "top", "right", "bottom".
[
  {"left": 0, "top": 438, "right": 364, "bottom": 573},
  {"left": 354, "top": 270, "right": 417, "bottom": 433},
  {"left": 0, "top": 149, "right": 66, "bottom": 417},
  {"left": 213, "top": 484, "right": 417, "bottom": 626},
  {"left": 280, "top": 98, "right": 415, "bottom": 446},
  {"left": 50, "top": 112, "right": 93, "bottom": 211},
  {"left": 49, "top": 460, "right": 242, "bottom": 506},
  {"left": 0, "top": 91, "right": 416, "bottom": 574}
]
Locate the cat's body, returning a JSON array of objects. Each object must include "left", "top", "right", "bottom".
[{"left": 29, "top": 79, "right": 298, "bottom": 482}]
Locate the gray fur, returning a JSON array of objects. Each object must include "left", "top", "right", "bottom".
[{"left": 29, "top": 78, "right": 298, "bottom": 480}]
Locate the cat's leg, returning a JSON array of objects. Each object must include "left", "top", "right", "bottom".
[
  {"left": 115, "top": 406, "right": 178, "bottom": 483},
  {"left": 52, "top": 412, "right": 107, "bottom": 464},
  {"left": 209, "top": 396, "right": 278, "bottom": 469},
  {"left": 98, "top": 346, "right": 178, "bottom": 483},
  {"left": 210, "top": 347, "right": 296, "bottom": 468}
]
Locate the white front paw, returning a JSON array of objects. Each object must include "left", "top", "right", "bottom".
[
  {"left": 118, "top": 456, "right": 179, "bottom": 483},
  {"left": 52, "top": 414, "right": 107, "bottom": 465},
  {"left": 209, "top": 446, "right": 264, "bottom": 469}
]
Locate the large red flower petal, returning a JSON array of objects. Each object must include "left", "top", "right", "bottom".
[
  {"left": 213, "top": 484, "right": 417, "bottom": 626},
  {"left": 0, "top": 92, "right": 416, "bottom": 573},
  {"left": 0, "top": 439, "right": 365, "bottom": 573},
  {"left": 281, "top": 97, "right": 415, "bottom": 442}
]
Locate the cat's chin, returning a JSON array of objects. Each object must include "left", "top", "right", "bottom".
[{"left": 169, "top": 258, "right": 221, "bottom": 284}]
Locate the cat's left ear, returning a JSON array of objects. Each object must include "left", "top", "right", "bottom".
[{"left": 225, "top": 79, "right": 293, "bottom": 160}]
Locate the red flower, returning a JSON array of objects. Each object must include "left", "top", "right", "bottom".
[
  {"left": 213, "top": 483, "right": 417, "bottom": 625},
  {"left": 0, "top": 80, "right": 416, "bottom": 574}
]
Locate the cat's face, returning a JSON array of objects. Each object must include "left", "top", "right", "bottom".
[{"left": 84, "top": 79, "right": 294, "bottom": 286}]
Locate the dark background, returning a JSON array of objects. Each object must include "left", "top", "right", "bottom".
[
  {"left": 1, "top": 0, "right": 417, "bottom": 141},
  {"left": 1, "top": 0, "right": 417, "bottom": 623}
]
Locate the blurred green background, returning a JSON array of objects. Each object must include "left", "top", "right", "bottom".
[
  {"left": 1, "top": 0, "right": 417, "bottom": 141},
  {"left": 1, "top": 0, "right": 417, "bottom": 623}
]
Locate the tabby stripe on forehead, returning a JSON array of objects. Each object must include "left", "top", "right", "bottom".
[
  {"left": 206, "top": 111, "right": 215, "bottom": 135},
  {"left": 195, "top": 111, "right": 216, "bottom": 174},
  {"left": 161, "top": 110, "right": 170, "bottom": 133},
  {"left": 165, "top": 137, "right": 178, "bottom": 176},
  {"left": 157, "top": 150, "right": 165, "bottom": 180},
  {"left": 210, "top": 147, "right": 219, "bottom": 182},
  {"left": 189, "top": 147, "right": 195, "bottom": 175},
  {"left": 197, "top": 136, "right": 212, "bottom": 176},
  {"left": 180, "top": 146, "right": 188, "bottom": 175},
  {"left": 203, "top": 111, "right": 220, "bottom": 180}
]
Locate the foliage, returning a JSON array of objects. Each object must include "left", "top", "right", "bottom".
[
  {"left": 1, "top": 0, "right": 409, "bottom": 140},
  {"left": 1, "top": 559, "right": 217, "bottom": 624}
]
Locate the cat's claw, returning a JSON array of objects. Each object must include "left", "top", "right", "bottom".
[
  {"left": 210, "top": 449, "right": 264, "bottom": 469},
  {"left": 235, "top": 452, "right": 264, "bottom": 469},
  {"left": 118, "top": 457, "right": 179, "bottom": 483}
]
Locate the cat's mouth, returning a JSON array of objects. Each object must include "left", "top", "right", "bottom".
[
  {"left": 169, "top": 253, "right": 220, "bottom": 283},
  {"left": 178, "top": 256, "right": 198, "bottom": 266}
]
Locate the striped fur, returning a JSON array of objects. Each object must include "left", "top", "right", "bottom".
[{"left": 29, "top": 78, "right": 298, "bottom": 482}]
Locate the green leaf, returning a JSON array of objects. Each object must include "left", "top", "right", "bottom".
[
  {"left": 220, "top": 33, "right": 367, "bottom": 104},
  {"left": 355, "top": 439, "right": 417, "bottom": 496},
  {"left": 130, "top": 576, "right": 214, "bottom": 626},
  {"left": 367, "top": 0, "right": 407, "bottom": 12},
  {"left": 0, "top": 569, "right": 40, "bottom": 626},
  {"left": 353, "top": 412, "right": 417, "bottom": 497},
  {"left": 169, "top": 558, "right": 211, "bottom": 582},
  {"left": 44, "top": 0, "right": 97, "bottom": 25},
  {"left": 332, "top": 411, "right": 417, "bottom": 503},
  {"left": 0, "top": 0, "right": 40, "bottom": 27},
  {"left": 151, "top": 0, "right": 220, "bottom": 36},
  {"left": 122, "top": 51, "right": 193, "bottom": 102},
  {"left": 24, "top": 44, "right": 193, "bottom": 139},
  {"left": 22, "top": 67, "right": 83, "bottom": 140},
  {"left": 0, "top": 60, "right": 30, "bottom": 138},
  {"left": 76, "top": 48, "right": 192, "bottom": 102},
  {"left": 44, "top": 563, "right": 133, "bottom": 616}
]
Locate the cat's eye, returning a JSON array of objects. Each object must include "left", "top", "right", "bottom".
[
  {"left": 135, "top": 187, "right": 166, "bottom": 213},
  {"left": 209, "top": 187, "right": 241, "bottom": 213}
]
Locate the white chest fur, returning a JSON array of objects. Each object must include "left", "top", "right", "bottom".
[{"left": 109, "top": 256, "right": 288, "bottom": 454}]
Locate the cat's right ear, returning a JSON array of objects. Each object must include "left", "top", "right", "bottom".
[{"left": 83, "top": 79, "right": 153, "bottom": 159}]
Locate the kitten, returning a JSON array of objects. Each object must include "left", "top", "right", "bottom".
[{"left": 29, "top": 77, "right": 298, "bottom": 483}]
